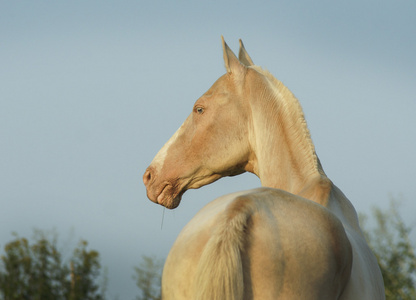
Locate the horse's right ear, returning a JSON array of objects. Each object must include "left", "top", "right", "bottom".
[
  {"left": 238, "top": 39, "right": 254, "bottom": 66},
  {"left": 221, "top": 36, "right": 245, "bottom": 76}
]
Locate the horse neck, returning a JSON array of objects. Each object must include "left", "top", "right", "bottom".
[{"left": 246, "top": 68, "right": 331, "bottom": 206}]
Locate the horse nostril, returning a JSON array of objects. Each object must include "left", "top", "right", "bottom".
[{"left": 143, "top": 168, "right": 153, "bottom": 186}]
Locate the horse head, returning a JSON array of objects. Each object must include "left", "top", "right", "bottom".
[{"left": 143, "top": 38, "right": 255, "bottom": 208}]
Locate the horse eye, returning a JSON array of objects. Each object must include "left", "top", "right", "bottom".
[{"left": 195, "top": 107, "right": 204, "bottom": 114}]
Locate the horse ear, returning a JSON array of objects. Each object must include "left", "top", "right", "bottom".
[
  {"left": 221, "top": 36, "right": 245, "bottom": 76},
  {"left": 238, "top": 39, "right": 254, "bottom": 66}
]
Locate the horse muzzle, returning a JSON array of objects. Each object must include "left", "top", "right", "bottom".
[{"left": 143, "top": 167, "right": 183, "bottom": 209}]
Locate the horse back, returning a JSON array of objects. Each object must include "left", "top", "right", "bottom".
[{"left": 162, "top": 188, "right": 352, "bottom": 299}]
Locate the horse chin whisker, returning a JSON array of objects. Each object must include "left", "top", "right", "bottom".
[{"left": 160, "top": 207, "right": 165, "bottom": 230}]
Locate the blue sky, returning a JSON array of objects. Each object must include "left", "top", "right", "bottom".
[{"left": 1, "top": 1, "right": 415, "bottom": 299}]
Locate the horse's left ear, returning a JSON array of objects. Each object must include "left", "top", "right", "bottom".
[
  {"left": 238, "top": 39, "right": 254, "bottom": 66},
  {"left": 221, "top": 36, "right": 246, "bottom": 77}
]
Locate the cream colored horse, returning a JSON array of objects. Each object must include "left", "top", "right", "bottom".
[{"left": 143, "top": 37, "right": 385, "bottom": 299}]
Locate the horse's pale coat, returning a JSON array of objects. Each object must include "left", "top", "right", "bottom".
[{"left": 143, "top": 37, "right": 385, "bottom": 299}]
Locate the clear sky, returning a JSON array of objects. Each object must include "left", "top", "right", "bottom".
[{"left": 1, "top": 1, "right": 415, "bottom": 299}]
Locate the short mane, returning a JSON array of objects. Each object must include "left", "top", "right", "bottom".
[{"left": 250, "top": 65, "right": 326, "bottom": 179}]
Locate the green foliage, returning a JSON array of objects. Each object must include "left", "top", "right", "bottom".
[
  {"left": 69, "top": 240, "right": 105, "bottom": 300},
  {"left": 133, "top": 256, "right": 163, "bottom": 300},
  {"left": 360, "top": 200, "right": 416, "bottom": 300},
  {"left": 0, "top": 230, "right": 107, "bottom": 300}
]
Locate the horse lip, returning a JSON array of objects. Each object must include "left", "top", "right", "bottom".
[
  {"left": 155, "top": 183, "right": 184, "bottom": 209},
  {"left": 156, "top": 184, "right": 171, "bottom": 205},
  {"left": 147, "top": 175, "right": 195, "bottom": 208}
]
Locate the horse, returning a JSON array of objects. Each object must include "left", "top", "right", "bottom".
[{"left": 143, "top": 37, "right": 385, "bottom": 299}]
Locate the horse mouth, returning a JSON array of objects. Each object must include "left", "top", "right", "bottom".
[
  {"left": 145, "top": 171, "right": 222, "bottom": 209},
  {"left": 156, "top": 183, "right": 184, "bottom": 209}
]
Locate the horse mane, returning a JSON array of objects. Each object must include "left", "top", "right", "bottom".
[{"left": 250, "top": 65, "right": 328, "bottom": 181}]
